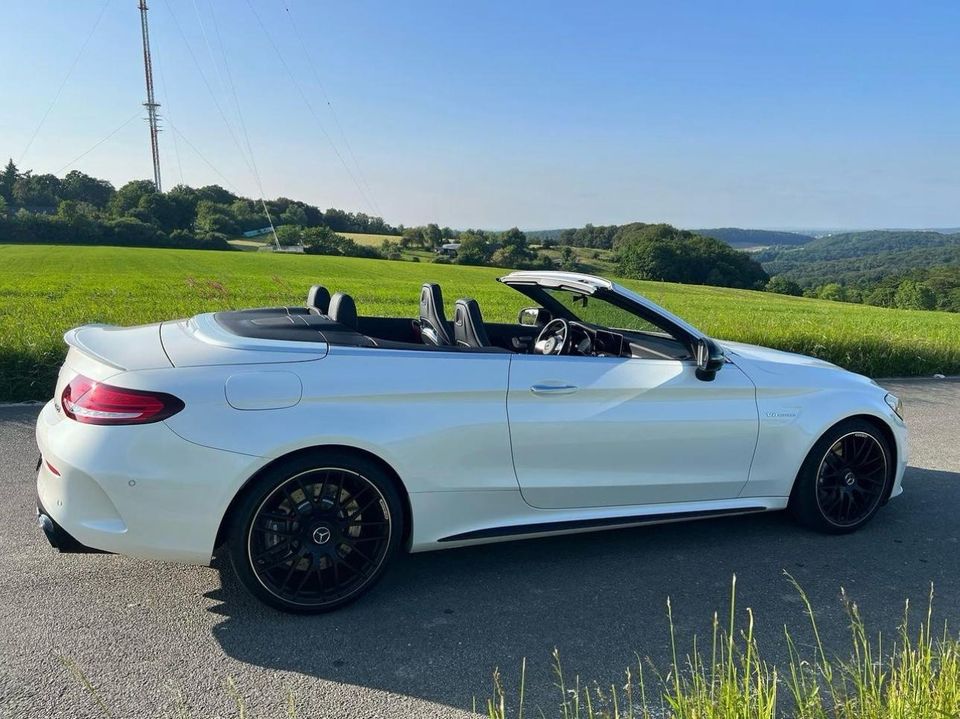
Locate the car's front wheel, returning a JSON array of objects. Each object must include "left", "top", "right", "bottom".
[
  {"left": 226, "top": 450, "right": 404, "bottom": 613},
  {"left": 789, "top": 418, "right": 893, "bottom": 534}
]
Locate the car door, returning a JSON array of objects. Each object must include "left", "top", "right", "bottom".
[{"left": 506, "top": 353, "right": 759, "bottom": 509}]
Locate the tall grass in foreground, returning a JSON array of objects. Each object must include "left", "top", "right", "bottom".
[
  {"left": 59, "top": 575, "right": 960, "bottom": 718},
  {"left": 485, "top": 575, "right": 960, "bottom": 719}
]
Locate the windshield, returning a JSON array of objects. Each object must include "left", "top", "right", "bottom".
[{"left": 543, "top": 288, "right": 667, "bottom": 335}]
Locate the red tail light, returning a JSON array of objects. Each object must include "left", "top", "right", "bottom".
[{"left": 61, "top": 375, "right": 185, "bottom": 425}]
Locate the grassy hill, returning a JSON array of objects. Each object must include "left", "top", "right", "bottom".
[
  {"left": 2, "top": 244, "right": 959, "bottom": 401},
  {"left": 339, "top": 231, "right": 401, "bottom": 247},
  {"left": 694, "top": 227, "right": 814, "bottom": 249},
  {"left": 227, "top": 231, "right": 400, "bottom": 253},
  {"left": 775, "top": 230, "right": 960, "bottom": 260}
]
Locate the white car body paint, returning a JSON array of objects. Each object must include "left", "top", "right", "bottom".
[
  {"left": 36, "top": 272, "right": 908, "bottom": 565},
  {"left": 506, "top": 354, "right": 759, "bottom": 508}
]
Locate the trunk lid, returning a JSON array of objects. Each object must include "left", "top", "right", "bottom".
[
  {"left": 160, "top": 313, "right": 327, "bottom": 367},
  {"left": 55, "top": 323, "right": 171, "bottom": 407},
  {"left": 63, "top": 323, "right": 171, "bottom": 373}
]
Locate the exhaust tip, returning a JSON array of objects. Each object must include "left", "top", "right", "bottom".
[
  {"left": 37, "top": 512, "right": 55, "bottom": 537},
  {"left": 35, "top": 504, "right": 107, "bottom": 554}
]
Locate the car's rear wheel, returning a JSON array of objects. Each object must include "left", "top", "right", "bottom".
[
  {"left": 789, "top": 419, "right": 893, "bottom": 534},
  {"left": 226, "top": 450, "right": 403, "bottom": 613}
]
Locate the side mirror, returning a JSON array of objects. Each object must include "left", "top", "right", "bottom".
[
  {"left": 695, "top": 337, "right": 725, "bottom": 381},
  {"left": 518, "top": 307, "right": 552, "bottom": 326}
]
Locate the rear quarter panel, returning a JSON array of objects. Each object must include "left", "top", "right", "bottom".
[{"left": 123, "top": 346, "right": 517, "bottom": 495}]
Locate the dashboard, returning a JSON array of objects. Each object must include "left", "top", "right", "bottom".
[
  {"left": 568, "top": 322, "right": 623, "bottom": 357},
  {"left": 567, "top": 321, "right": 691, "bottom": 361}
]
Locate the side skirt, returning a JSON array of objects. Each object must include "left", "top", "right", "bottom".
[{"left": 437, "top": 505, "right": 767, "bottom": 543}]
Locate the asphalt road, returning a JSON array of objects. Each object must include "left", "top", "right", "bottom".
[{"left": 1, "top": 379, "right": 958, "bottom": 718}]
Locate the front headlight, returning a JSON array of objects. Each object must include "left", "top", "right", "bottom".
[{"left": 884, "top": 393, "right": 904, "bottom": 421}]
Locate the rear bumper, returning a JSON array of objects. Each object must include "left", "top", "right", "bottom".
[
  {"left": 35, "top": 399, "right": 267, "bottom": 565},
  {"left": 36, "top": 494, "right": 105, "bottom": 554}
]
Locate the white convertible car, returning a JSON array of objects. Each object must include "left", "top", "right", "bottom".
[{"left": 35, "top": 271, "right": 907, "bottom": 612}]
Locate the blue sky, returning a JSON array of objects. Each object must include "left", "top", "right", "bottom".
[{"left": 2, "top": 1, "right": 958, "bottom": 229}]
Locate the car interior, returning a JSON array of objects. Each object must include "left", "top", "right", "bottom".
[{"left": 212, "top": 282, "right": 692, "bottom": 361}]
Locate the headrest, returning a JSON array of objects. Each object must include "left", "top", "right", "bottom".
[
  {"left": 328, "top": 292, "right": 358, "bottom": 330},
  {"left": 306, "top": 285, "right": 331, "bottom": 314}
]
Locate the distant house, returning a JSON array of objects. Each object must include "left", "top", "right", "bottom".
[
  {"left": 243, "top": 227, "right": 274, "bottom": 238},
  {"left": 437, "top": 242, "right": 461, "bottom": 257}
]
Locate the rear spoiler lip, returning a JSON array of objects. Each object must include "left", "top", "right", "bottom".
[{"left": 63, "top": 325, "right": 126, "bottom": 371}]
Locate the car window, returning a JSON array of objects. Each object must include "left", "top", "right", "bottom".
[{"left": 543, "top": 288, "right": 665, "bottom": 335}]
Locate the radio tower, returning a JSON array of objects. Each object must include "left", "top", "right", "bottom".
[{"left": 138, "top": 0, "right": 162, "bottom": 191}]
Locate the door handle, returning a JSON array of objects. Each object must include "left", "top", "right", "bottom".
[{"left": 530, "top": 383, "right": 579, "bottom": 395}]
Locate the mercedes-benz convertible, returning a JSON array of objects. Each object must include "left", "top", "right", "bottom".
[{"left": 35, "top": 271, "right": 907, "bottom": 612}]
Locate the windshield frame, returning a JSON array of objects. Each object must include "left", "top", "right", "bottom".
[{"left": 503, "top": 280, "right": 701, "bottom": 353}]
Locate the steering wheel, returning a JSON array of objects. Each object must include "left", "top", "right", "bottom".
[{"left": 534, "top": 318, "right": 570, "bottom": 355}]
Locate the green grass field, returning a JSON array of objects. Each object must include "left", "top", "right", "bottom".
[
  {"left": 339, "top": 231, "right": 401, "bottom": 247},
  {"left": 1, "top": 244, "right": 958, "bottom": 402},
  {"left": 536, "top": 245, "right": 619, "bottom": 275},
  {"left": 226, "top": 232, "right": 399, "bottom": 253}
]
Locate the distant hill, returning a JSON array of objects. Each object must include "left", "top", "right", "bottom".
[
  {"left": 757, "top": 230, "right": 960, "bottom": 285},
  {"left": 528, "top": 225, "right": 815, "bottom": 250},
  {"left": 693, "top": 228, "right": 814, "bottom": 248},
  {"left": 781, "top": 230, "right": 959, "bottom": 258}
]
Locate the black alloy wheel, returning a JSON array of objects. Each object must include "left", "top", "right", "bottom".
[
  {"left": 790, "top": 418, "right": 893, "bottom": 534},
  {"left": 227, "top": 451, "right": 403, "bottom": 612},
  {"left": 815, "top": 432, "right": 888, "bottom": 527}
]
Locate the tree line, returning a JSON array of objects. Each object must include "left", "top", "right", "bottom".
[
  {"left": 765, "top": 267, "right": 960, "bottom": 312},
  {"left": 0, "top": 159, "right": 400, "bottom": 252},
  {"left": 757, "top": 230, "right": 960, "bottom": 312},
  {"left": 0, "top": 159, "right": 774, "bottom": 292},
  {"left": 410, "top": 222, "right": 769, "bottom": 289}
]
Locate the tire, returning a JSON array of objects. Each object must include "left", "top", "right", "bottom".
[
  {"left": 226, "top": 450, "right": 404, "bottom": 613},
  {"left": 789, "top": 418, "right": 893, "bottom": 534}
]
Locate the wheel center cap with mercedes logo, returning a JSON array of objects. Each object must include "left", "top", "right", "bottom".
[{"left": 312, "top": 525, "right": 332, "bottom": 545}]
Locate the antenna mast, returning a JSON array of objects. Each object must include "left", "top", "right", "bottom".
[{"left": 138, "top": 0, "right": 162, "bottom": 191}]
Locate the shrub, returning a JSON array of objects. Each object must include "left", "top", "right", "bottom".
[
  {"left": 300, "top": 226, "right": 382, "bottom": 258},
  {"left": 456, "top": 232, "right": 493, "bottom": 265},
  {"left": 379, "top": 239, "right": 404, "bottom": 260},
  {"left": 766, "top": 275, "right": 803, "bottom": 296},
  {"left": 817, "top": 283, "right": 847, "bottom": 302},
  {"left": 865, "top": 285, "right": 897, "bottom": 307},
  {"left": 559, "top": 245, "right": 580, "bottom": 271},
  {"left": 195, "top": 232, "right": 233, "bottom": 251},
  {"left": 615, "top": 223, "right": 769, "bottom": 290},
  {"left": 895, "top": 279, "right": 937, "bottom": 310},
  {"left": 0, "top": 205, "right": 231, "bottom": 251}
]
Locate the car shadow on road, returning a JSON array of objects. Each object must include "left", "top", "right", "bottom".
[{"left": 205, "top": 465, "right": 960, "bottom": 713}]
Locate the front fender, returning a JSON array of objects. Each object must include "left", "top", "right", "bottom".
[{"left": 742, "top": 385, "right": 907, "bottom": 498}]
